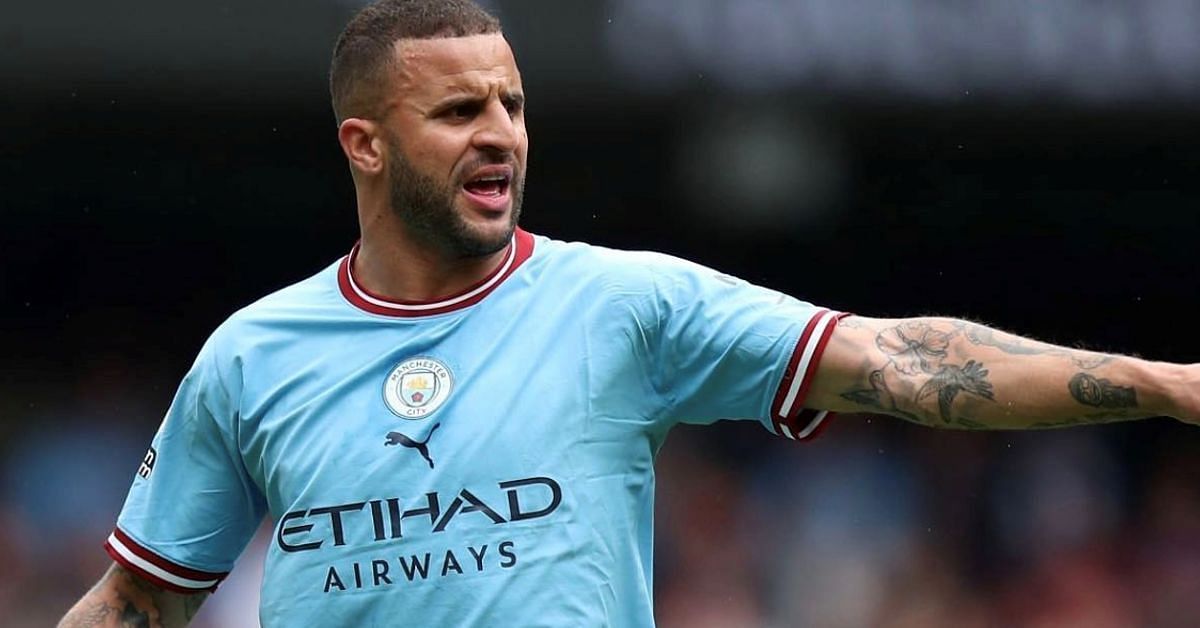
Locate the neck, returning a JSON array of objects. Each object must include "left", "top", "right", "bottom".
[{"left": 353, "top": 228, "right": 510, "bottom": 303}]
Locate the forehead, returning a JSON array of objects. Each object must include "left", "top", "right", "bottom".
[{"left": 391, "top": 34, "right": 522, "bottom": 101}]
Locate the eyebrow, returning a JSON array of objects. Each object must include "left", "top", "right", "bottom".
[
  {"left": 502, "top": 91, "right": 526, "bottom": 108},
  {"left": 429, "top": 89, "right": 525, "bottom": 111}
]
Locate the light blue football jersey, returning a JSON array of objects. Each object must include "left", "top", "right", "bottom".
[{"left": 106, "top": 230, "right": 843, "bottom": 627}]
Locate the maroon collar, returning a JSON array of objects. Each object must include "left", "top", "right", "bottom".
[{"left": 338, "top": 229, "right": 535, "bottom": 318}]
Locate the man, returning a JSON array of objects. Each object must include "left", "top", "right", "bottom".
[{"left": 59, "top": 0, "right": 1198, "bottom": 626}]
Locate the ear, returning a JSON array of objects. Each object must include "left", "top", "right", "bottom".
[{"left": 338, "top": 118, "right": 386, "bottom": 176}]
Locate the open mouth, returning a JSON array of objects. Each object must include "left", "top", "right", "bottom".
[
  {"left": 460, "top": 165, "right": 514, "bottom": 212},
  {"left": 463, "top": 174, "right": 511, "bottom": 198}
]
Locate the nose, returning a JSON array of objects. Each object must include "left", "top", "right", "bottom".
[{"left": 471, "top": 99, "right": 521, "bottom": 155}]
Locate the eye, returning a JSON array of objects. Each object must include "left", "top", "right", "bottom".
[
  {"left": 444, "top": 102, "right": 482, "bottom": 120},
  {"left": 503, "top": 96, "right": 525, "bottom": 116}
]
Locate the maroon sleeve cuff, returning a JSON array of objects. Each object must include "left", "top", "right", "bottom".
[
  {"left": 769, "top": 310, "right": 848, "bottom": 442},
  {"left": 104, "top": 527, "right": 229, "bottom": 593}
]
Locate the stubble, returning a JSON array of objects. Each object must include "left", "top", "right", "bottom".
[{"left": 386, "top": 145, "right": 524, "bottom": 259}]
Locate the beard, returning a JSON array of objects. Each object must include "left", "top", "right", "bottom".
[{"left": 387, "top": 147, "right": 524, "bottom": 260}]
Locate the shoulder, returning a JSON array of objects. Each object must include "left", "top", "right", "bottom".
[
  {"left": 200, "top": 257, "right": 344, "bottom": 361},
  {"left": 528, "top": 234, "right": 714, "bottom": 295}
]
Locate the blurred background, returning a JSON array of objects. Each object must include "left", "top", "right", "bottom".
[{"left": 3, "top": 0, "right": 1199, "bottom": 625}]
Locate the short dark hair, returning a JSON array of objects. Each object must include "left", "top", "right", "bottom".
[{"left": 330, "top": 0, "right": 502, "bottom": 123}]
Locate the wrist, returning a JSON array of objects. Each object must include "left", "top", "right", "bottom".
[{"left": 1134, "top": 360, "right": 1185, "bottom": 419}]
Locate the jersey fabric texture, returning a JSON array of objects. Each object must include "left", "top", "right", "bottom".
[{"left": 106, "top": 230, "right": 843, "bottom": 627}]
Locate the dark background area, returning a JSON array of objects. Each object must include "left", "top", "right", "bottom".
[{"left": 2, "top": 1, "right": 1199, "bottom": 626}]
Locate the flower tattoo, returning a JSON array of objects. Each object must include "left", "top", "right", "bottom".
[{"left": 876, "top": 322, "right": 952, "bottom": 375}]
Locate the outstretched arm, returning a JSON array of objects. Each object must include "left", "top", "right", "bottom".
[
  {"left": 806, "top": 316, "right": 1198, "bottom": 429},
  {"left": 58, "top": 563, "right": 207, "bottom": 628}
]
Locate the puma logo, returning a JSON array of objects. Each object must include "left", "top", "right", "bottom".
[{"left": 384, "top": 423, "right": 441, "bottom": 469}]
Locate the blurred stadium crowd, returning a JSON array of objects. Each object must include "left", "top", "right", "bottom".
[{"left": 3, "top": 1, "right": 1199, "bottom": 626}]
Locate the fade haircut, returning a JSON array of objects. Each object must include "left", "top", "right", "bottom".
[{"left": 330, "top": 0, "right": 502, "bottom": 123}]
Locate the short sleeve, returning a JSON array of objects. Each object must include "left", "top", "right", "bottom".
[
  {"left": 649, "top": 257, "right": 844, "bottom": 442},
  {"left": 105, "top": 334, "right": 266, "bottom": 593}
]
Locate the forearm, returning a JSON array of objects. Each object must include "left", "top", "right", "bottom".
[
  {"left": 810, "top": 316, "right": 1186, "bottom": 429},
  {"left": 59, "top": 564, "right": 207, "bottom": 628}
]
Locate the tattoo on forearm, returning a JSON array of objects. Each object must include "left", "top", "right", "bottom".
[
  {"left": 1069, "top": 372, "right": 1138, "bottom": 409},
  {"left": 120, "top": 602, "right": 151, "bottom": 627},
  {"left": 876, "top": 322, "right": 951, "bottom": 375},
  {"left": 876, "top": 322, "right": 996, "bottom": 422},
  {"left": 60, "top": 565, "right": 207, "bottom": 628},
  {"left": 1071, "top": 354, "right": 1115, "bottom": 370},
  {"left": 962, "top": 324, "right": 1043, "bottom": 355},
  {"left": 837, "top": 318, "right": 1137, "bottom": 429},
  {"left": 960, "top": 322, "right": 1114, "bottom": 369},
  {"left": 916, "top": 360, "right": 996, "bottom": 423},
  {"left": 841, "top": 369, "right": 926, "bottom": 424},
  {"left": 61, "top": 600, "right": 150, "bottom": 628}
]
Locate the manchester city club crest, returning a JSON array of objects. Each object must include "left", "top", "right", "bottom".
[{"left": 383, "top": 357, "right": 454, "bottom": 419}]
